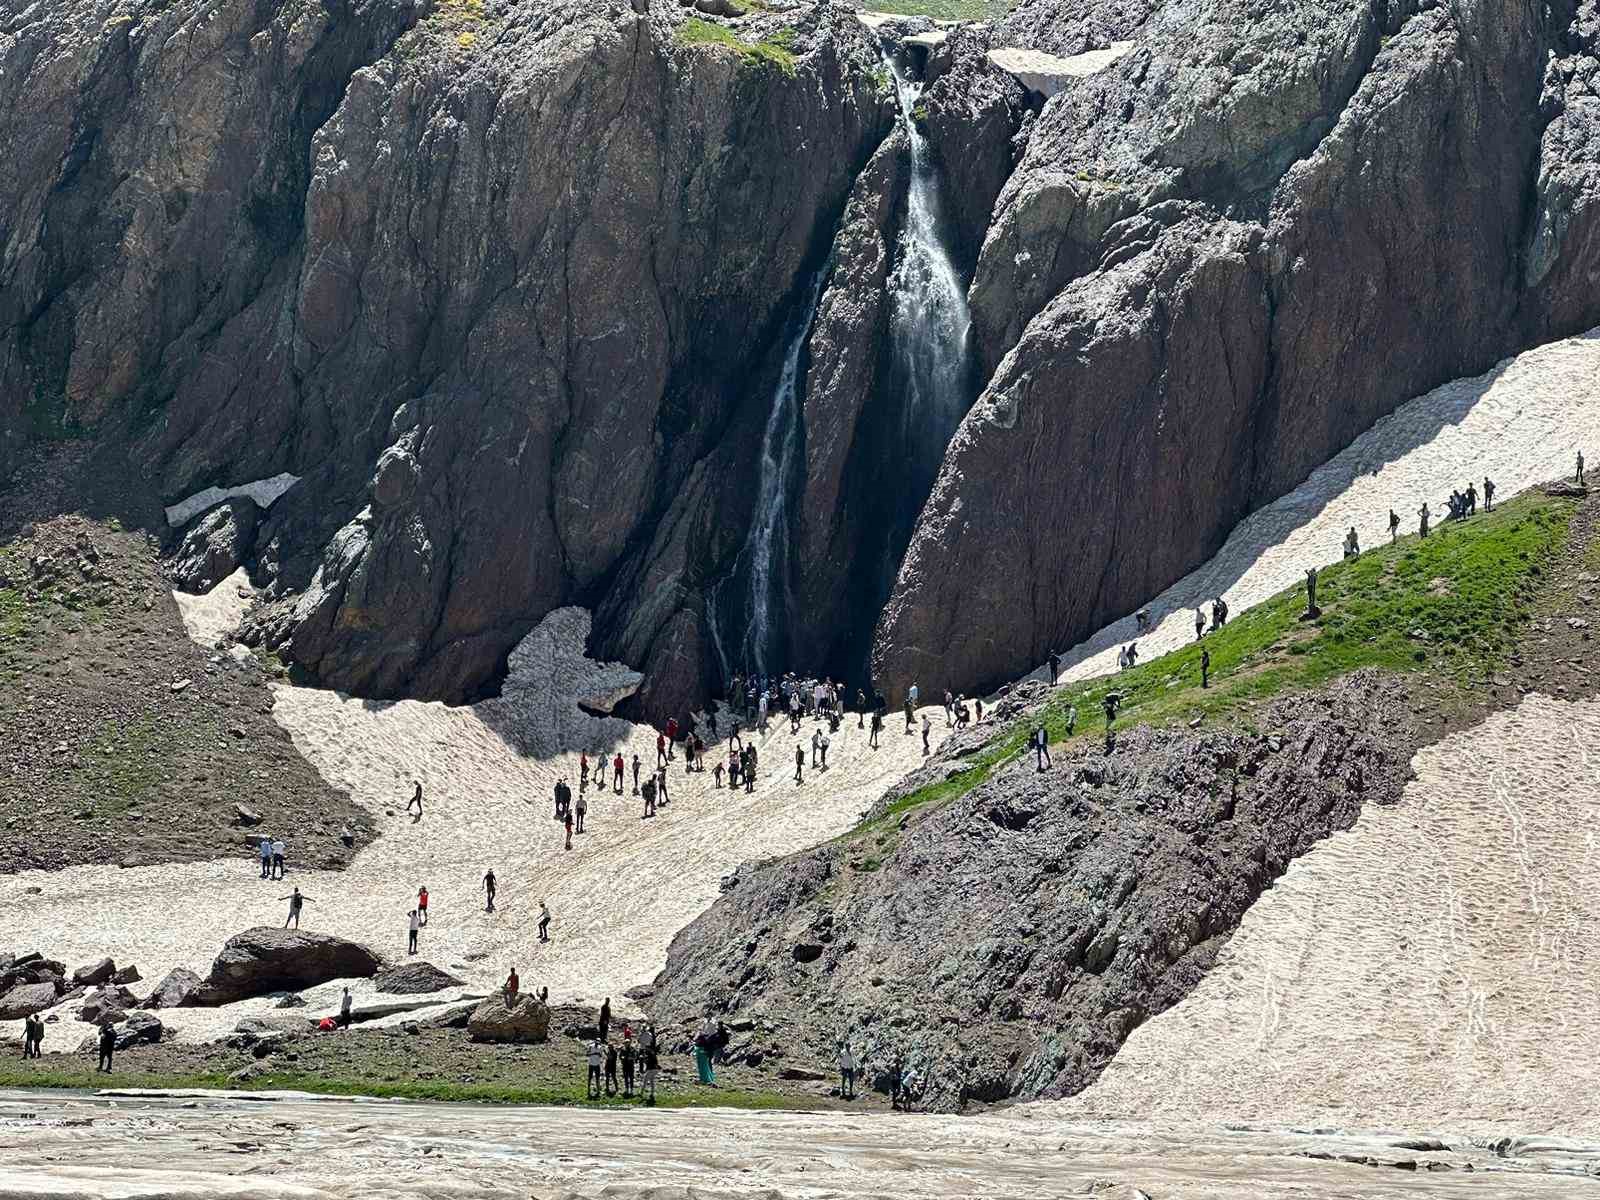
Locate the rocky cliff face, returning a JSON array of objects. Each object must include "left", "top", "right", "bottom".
[
  {"left": 649, "top": 672, "right": 1416, "bottom": 1108},
  {"left": 873, "top": 0, "right": 1600, "bottom": 697},
  {"left": 8, "top": 0, "right": 1600, "bottom": 721}
]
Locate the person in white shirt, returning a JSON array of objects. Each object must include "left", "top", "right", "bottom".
[
  {"left": 408, "top": 908, "right": 420, "bottom": 955},
  {"left": 258, "top": 836, "right": 272, "bottom": 879},
  {"left": 838, "top": 1043, "right": 857, "bottom": 1099},
  {"left": 271, "top": 838, "right": 287, "bottom": 880},
  {"left": 585, "top": 1039, "right": 604, "bottom": 1098}
]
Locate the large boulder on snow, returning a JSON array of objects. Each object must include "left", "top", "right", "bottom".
[
  {"left": 79, "top": 984, "right": 139, "bottom": 1025},
  {"left": 143, "top": 967, "right": 202, "bottom": 1009},
  {"left": 467, "top": 993, "right": 551, "bottom": 1043},
  {"left": 372, "top": 961, "right": 463, "bottom": 996},
  {"left": 71, "top": 958, "right": 117, "bottom": 988},
  {"left": 0, "top": 981, "right": 59, "bottom": 1020},
  {"left": 192, "top": 928, "right": 384, "bottom": 1006}
]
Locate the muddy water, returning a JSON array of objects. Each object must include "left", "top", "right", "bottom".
[{"left": 0, "top": 1090, "right": 1593, "bottom": 1198}]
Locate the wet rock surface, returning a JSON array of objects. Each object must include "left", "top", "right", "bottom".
[{"left": 651, "top": 672, "right": 1417, "bottom": 1109}]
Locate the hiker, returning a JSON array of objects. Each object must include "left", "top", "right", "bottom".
[
  {"left": 909, "top": 681, "right": 920, "bottom": 711},
  {"left": 856, "top": 689, "right": 868, "bottom": 729},
  {"left": 727, "top": 743, "right": 740, "bottom": 790},
  {"left": 1049, "top": 650, "right": 1061, "bottom": 685},
  {"left": 22, "top": 1013, "right": 43, "bottom": 1058},
  {"left": 665, "top": 717, "right": 679, "bottom": 760},
  {"left": 1065, "top": 704, "right": 1077, "bottom": 736},
  {"left": 1465, "top": 482, "right": 1478, "bottom": 516},
  {"left": 839, "top": 1042, "right": 857, "bottom": 1099},
  {"left": 943, "top": 689, "right": 954, "bottom": 725},
  {"left": 280, "top": 887, "right": 310, "bottom": 929},
  {"left": 921, "top": 714, "right": 931, "bottom": 756},
  {"left": 96, "top": 1021, "right": 116, "bottom": 1073},
  {"left": 889, "top": 1059, "right": 904, "bottom": 1111},
  {"left": 1201, "top": 648, "right": 1211, "bottom": 689},
  {"left": 538, "top": 900, "right": 552, "bottom": 942},
  {"left": 339, "top": 986, "right": 354, "bottom": 1028},
  {"left": 597, "top": 997, "right": 612, "bottom": 1042},
  {"left": 974, "top": 696, "right": 984, "bottom": 722},
  {"left": 1127, "top": 642, "right": 1138, "bottom": 668},
  {"left": 574, "top": 788, "right": 587, "bottom": 835},
  {"left": 1102, "top": 692, "right": 1122, "bottom": 750},
  {"left": 271, "top": 837, "right": 286, "bottom": 880},
  {"left": 658, "top": 765, "right": 670, "bottom": 805},
  {"left": 613, "top": 753, "right": 624, "bottom": 793},
  {"left": 1135, "top": 607, "right": 1151, "bottom": 634},
  {"left": 1117, "top": 645, "right": 1128, "bottom": 671},
  {"left": 417, "top": 885, "right": 429, "bottom": 926},
  {"left": 621, "top": 1037, "right": 637, "bottom": 1097},
  {"left": 408, "top": 908, "right": 420, "bottom": 954},
  {"left": 504, "top": 967, "right": 520, "bottom": 1003},
  {"left": 1304, "top": 566, "right": 1319, "bottom": 614},
  {"left": 1389, "top": 509, "right": 1400, "bottom": 541},
  {"left": 632, "top": 754, "right": 641, "bottom": 794},
  {"left": 483, "top": 868, "right": 497, "bottom": 912},
  {"left": 903, "top": 696, "right": 915, "bottom": 731},
  {"left": 258, "top": 836, "right": 272, "bottom": 879},
  {"left": 713, "top": 757, "right": 725, "bottom": 788},
  {"left": 811, "top": 729, "right": 822, "bottom": 768},
  {"left": 1210, "top": 599, "right": 1224, "bottom": 633},
  {"left": 1484, "top": 477, "right": 1495, "bottom": 511},
  {"left": 605, "top": 1041, "right": 620, "bottom": 1096},
  {"left": 1034, "top": 725, "right": 1051, "bottom": 771},
  {"left": 586, "top": 1039, "right": 604, "bottom": 1099},
  {"left": 870, "top": 707, "right": 883, "bottom": 749},
  {"left": 580, "top": 752, "right": 590, "bottom": 791},
  {"left": 1194, "top": 608, "right": 1205, "bottom": 641},
  {"left": 656, "top": 731, "right": 667, "bottom": 768},
  {"left": 820, "top": 731, "right": 830, "bottom": 769},
  {"left": 642, "top": 773, "right": 657, "bottom": 817},
  {"left": 406, "top": 781, "right": 423, "bottom": 817},
  {"left": 1579, "top": 450, "right": 1587, "bottom": 485},
  {"left": 563, "top": 804, "right": 574, "bottom": 850},
  {"left": 642, "top": 1041, "right": 660, "bottom": 1104},
  {"left": 683, "top": 736, "right": 695, "bottom": 775},
  {"left": 744, "top": 746, "right": 757, "bottom": 793},
  {"left": 1419, "top": 502, "right": 1431, "bottom": 538},
  {"left": 554, "top": 777, "right": 572, "bottom": 821},
  {"left": 1343, "top": 527, "right": 1359, "bottom": 559},
  {"left": 795, "top": 744, "right": 804, "bottom": 785},
  {"left": 693, "top": 1018, "right": 717, "bottom": 1085}
]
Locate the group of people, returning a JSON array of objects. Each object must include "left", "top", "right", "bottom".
[
  {"left": 1400, "top": 474, "right": 1498, "bottom": 540},
  {"left": 582, "top": 999, "right": 663, "bottom": 1103}
]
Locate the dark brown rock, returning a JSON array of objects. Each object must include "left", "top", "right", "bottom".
[
  {"left": 467, "top": 993, "right": 552, "bottom": 1043},
  {"left": 372, "top": 961, "right": 463, "bottom": 996},
  {"left": 0, "top": 981, "right": 59, "bottom": 1021},
  {"left": 192, "top": 928, "right": 384, "bottom": 1006},
  {"left": 144, "top": 967, "right": 203, "bottom": 1010},
  {"left": 71, "top": 958, "right": 116, "bottom": 988}
]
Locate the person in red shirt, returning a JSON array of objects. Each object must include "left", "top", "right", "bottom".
[
  {"left": 612, "top": 752, "right": 624, "bottom": 794},
  {"left": 417, "top": 885, "right": 429, "bottom": 926},
  {"left": 657, "top": 731, "right": 667, "bottom": 768},
  {"left": 664, "top": 718, "right": 678, "bottom": 761}
]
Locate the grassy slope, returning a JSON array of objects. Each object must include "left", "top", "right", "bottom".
[
  {"left": 869, "top": 493, "right": 1573, "bottom": 830},
  {"left": 851, "top": 0, "right": 1013, "bottom": 20}
]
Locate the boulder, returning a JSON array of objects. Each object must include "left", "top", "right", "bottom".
[
  {"left": 372, "top": 961, "right": 463, "bottom": 996},
  {"left": 233, "top": 804, "right": 263, "bottom": 827},
  {"left": 71, "top": 958, "right": 116, "bottom": 987},
  {"left": 114, "top": 1011, "right": 164, "bottom": 1049},
  {"left": 144, "top": 967, "right": 203, "bottom": 1009},
  {"left": 169, "top": 498, "right": 260, "bottom": 593},
  {"left": 467, "top": 994, "right": 551, "bottom": 1043},
  {"left": 193, "top": 928, "right": 384, "bottom": 1006},
  {"left": 113, "top": 965, "right": 142, "bottom": 985},
  {"left": 80, "top": 985, "right": 138, "bottom": 1025},
  {"left": 0, "top": 981, "right": 59, "bottom": 1020},
  {"left": 0, "top": 956, "right": 65, "bottom": 994}
]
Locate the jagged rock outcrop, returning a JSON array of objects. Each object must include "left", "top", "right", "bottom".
[
  {"left": 651, "top": 672, "right": 1414, "bottom": 1108},
  {"left": 874, "top": 0, "right": 1600, "bottom": 696},
  {"left": 169, "top": 500, "right": 259, "bottom": 593},
  {"left": 0, "top": 981, "right": 60, "bottom": 1021},
  {"left": 143, "top": 967, "right": 202, "bottom": 1010},
  {"left": 373, "top": 961, "right": 462, "bottom": 995},
  {"left": 188, "top": 928, "right": 384, "bottom": 1006}
]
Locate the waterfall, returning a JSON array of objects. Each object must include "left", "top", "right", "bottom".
[
  {"left": 885, "top": 51, "right": 975, "bottom": 484},
  {"left": 709, "top": 266, "right": 830, "bottom": 681}
]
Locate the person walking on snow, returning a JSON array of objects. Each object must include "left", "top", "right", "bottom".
[
  {"left": 656, "top": 732, "right": 667, "bottom": 768},
  {"left": 538, "top": 900, "right": 551, "bottom": 943},
  {"left": 417, "top": 885, "right": 429, "bottom": 925},
  {"left": 811, "top": 729, "right": 822, "bottom": 767},
  {"left": 1194, "top": 608, "right": 1205, "bottom": 641},
  {"left": 483, "top": 868, "right": 497, "bottom": 912},
  {"left": 408, "top": 908, "right": 420, "bottom": 955},
  {"left": 1050, "top": 651, "right": 1062, "bottom": 684},
  {"left": 922, "top": 714, "right": 931, "bottom": 756},
  {"left": 563, "top": 805, "right": 573, "bottom": 850},
  {"left": 280, "top": 887, "right": 311, "bottom": 929},
  {"left": 1389, "top": 509, "right": 1400, "bottom": 541},
  {"left": 1579, "top": 451, "right": 1587, "bottom": 485},
  {"left": 665, "top": 718, "right": 678, "bottom": 760},
  {"left": 795, "top": 744, "right": 804, "bottom": 785},
  {"left": 870, "top": 708, "right": 883, "bottom": 749},
  {"left": 406, "top": 781, "right": 423, "bottom": 817},
  {"left": 613, "top": 753, "right": 624, "bottom": 794},
  {"left": 575, "top": 789, "right": 587, "bottom": 835},
  {"left": 857, "top": 689, "right": 867, "bottom": 729}
]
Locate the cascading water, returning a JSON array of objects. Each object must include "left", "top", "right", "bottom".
[
  {"left": 707, "top": 266, "right": 830, "bottom": 681},
  {"left": 884, "top": 51, "right": 975, "bottom": 486}
]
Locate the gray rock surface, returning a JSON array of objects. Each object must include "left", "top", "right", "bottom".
[
  {"left": 143, "top": 967, "right": 202, "bottom": 1010},
  {"left": 0, "top": 981, "right": 60, "bottom": 1021},
  {"left": 191, "top": 928, "right": 384, "bottom": 1006},
  {"left": 70, "top": 958, "right": 116, "bottom": 988},
  {"left": 467, "top": 993, "right": 552, "bottom": 1043},
  {"left": 651, "top": 672, "right": 1415, "bottom": 1108},
  {"left": 169, "top": 500, "right": 259, "bottom": 593},
  {"left": 372, "top": 961, "right": 463, "bottom": 995}
]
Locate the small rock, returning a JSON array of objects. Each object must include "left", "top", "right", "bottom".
[
  {"left": 233, "top": 804, "right": 262, "bottom": 827},
  {"left": 170, "top": 679, "right": 191, "bottom": 693}
]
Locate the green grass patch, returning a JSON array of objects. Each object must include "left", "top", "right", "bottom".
[
  {"left": 83, "top": 717, "right": 171, "bottom": 811},
  {"left": 850, "top": 0, "right": 1012, "bottom": 20},
  {"left": 864, "top": 493, "right": 1574, "bottom": 833},
  {"left": 676, "top": 18, "right": 797, "bottom": 75},
  {"left": 0, "top": 1064, "right": 821, "bottom": 1111}
]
